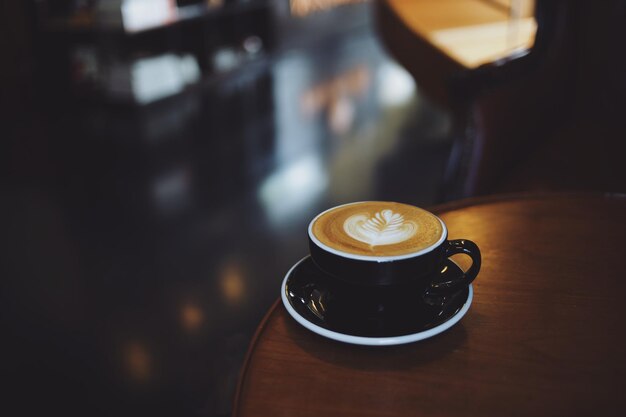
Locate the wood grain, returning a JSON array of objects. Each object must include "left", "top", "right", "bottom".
[{"left": 233, "top": 193, "right": 626, "bottom": 417}]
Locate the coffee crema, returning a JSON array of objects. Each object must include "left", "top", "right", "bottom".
[{"left": 310, "top": 201, "right": 444, "bottom": 257}]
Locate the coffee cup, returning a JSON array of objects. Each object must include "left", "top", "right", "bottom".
[{"left": 308, "top": 201, "right": 481, "bottom": 295}]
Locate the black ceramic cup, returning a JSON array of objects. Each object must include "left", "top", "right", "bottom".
[{"left": 308, "top": 202, "right": 481, "bottom": 296}]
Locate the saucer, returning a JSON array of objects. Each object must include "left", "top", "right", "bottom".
[{"left": 281, "top": 256, "right": 473, "bottom": 346}]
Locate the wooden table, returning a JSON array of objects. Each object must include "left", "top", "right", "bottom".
[
  {"left": 383, "top": 0, "right": 536, "bottom": 69},
  {"left": 233, "top": 193, "right": 626, "bottom": 417},
  {"left": 375, "top": 0, "right": 536, "bottom": 109}
]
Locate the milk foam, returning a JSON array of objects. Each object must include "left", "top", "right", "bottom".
[
  {"left": 344, "top": 209, "right": 418, "bottom": 246},
  {"left": 310, "top": 201, "right": 445, "bottom": 258}
]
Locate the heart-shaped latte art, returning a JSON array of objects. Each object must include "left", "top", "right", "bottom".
[{"left": 343, "top": 209, "right": 418, "bottom": 246}]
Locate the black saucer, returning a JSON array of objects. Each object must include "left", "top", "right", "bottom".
[{"left": 282, "top": 256, "right": 472, "bottom": 345}]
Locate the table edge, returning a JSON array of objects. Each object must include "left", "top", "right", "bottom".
[
  {"left": 427, "top": 191, "right": 624, "bottom": 214},
  {"left": 232, "top": 298, "right": 281, "bottom": 417}
]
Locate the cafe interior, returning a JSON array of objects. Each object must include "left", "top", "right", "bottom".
[{"left": 3, "top": 1, "right": 625, "bottom": 416}]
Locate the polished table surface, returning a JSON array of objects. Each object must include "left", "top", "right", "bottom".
[{"left": 233, "top": 193, "right": 626, "bottom": 417}]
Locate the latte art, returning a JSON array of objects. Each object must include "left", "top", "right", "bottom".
[
  {"left": 344, "top": 210, "right": 418, "bottom": 246},
  {"left": 310, "top": 201, "right": 445, "bottom": 258}
]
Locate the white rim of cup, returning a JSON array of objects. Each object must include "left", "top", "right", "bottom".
[{"left": 307, "top": 201, "right": 448, "bottom": 262}]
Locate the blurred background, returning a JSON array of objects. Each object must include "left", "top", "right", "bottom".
[{"left": 1, "top": 1, "right": 624, "bottom": 416}]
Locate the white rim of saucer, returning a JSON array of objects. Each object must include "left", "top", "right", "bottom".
[
  {"left": 307, "top": 201, "right": 448, "bottom": 262},
  {"left": 281, "top": 256, "right": 473, "bottom": 346}
]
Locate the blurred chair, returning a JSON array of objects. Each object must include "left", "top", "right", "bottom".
[{"left": 376, "top": 0, "right": 626, "bottom": 198}]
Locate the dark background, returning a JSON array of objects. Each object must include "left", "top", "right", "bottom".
[{"left": 2, "top": 1, "right": 451, "bottom": 416}]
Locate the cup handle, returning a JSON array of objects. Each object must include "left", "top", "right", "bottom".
[{"left": 428, "top": 239, "right": 481, "bottom": 295}]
